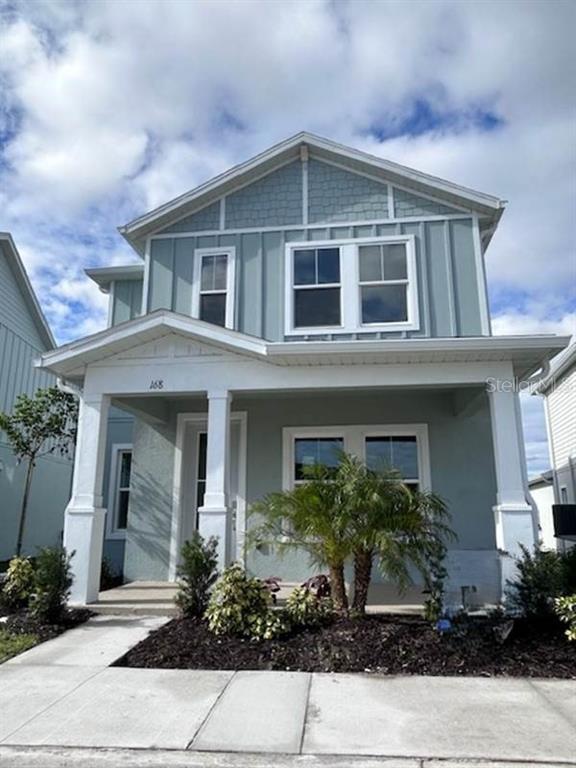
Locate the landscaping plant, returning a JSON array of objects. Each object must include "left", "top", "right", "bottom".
[
  {"left": 251, "top": 452, "right": 453, "bottom": 617},
  {"left": 506, "top": 545, "right": 576, "bottom": 620},
  {"left": 30, "top": 547, "right": 73, "bottom": 624},
  {"left": 0, "top": 387, "right": 78, "bottom": 556},
  {"left": 206, "top": 563, "right": 289, "bottom": 640},
  {"left": 2, "top": 556, "right": 35, "bottom": 610},
  {"left": 286, "top": 585, "right": 333, "bottom": 629},
  {"left": 175, "top": 533, "right": 219, "bottom": 617},
  {"left": 554, "top": 595, "right": 576, "bottom": 642},
  {"left": 250, "top": 462, "right": 354, "bottom": 615}
]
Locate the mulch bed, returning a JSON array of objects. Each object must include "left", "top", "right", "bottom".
[
  {"left": 115, "top": 613, "right": 575, "bottom": 678},
  {"left": 2, "top": 607, "right": 93, "bottom": 645}
]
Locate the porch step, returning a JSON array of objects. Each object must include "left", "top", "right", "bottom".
[{"left": 88, "top": 581, "right": 179, "bottom": 618}]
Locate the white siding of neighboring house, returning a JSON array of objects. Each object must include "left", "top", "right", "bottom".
[{"left": 545, "top": 364, "right": 576, "bottom": 471}]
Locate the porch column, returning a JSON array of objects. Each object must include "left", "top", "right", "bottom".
[
  {"left": 198, "top": 389, "right": 231, "bottom": 569},
  {"left": 64, "top": 393, "right": 110, "bottom": 604},
  {"left": 488, "top": 382, "right": 536, "bottom": 591}
]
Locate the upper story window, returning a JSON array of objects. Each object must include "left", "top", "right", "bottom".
[
  {"left": 193, "top": 247, "right": 236, "bottom": 329},
  {"left": 285, "top": 236, "right": 418, "bottom": 335}
]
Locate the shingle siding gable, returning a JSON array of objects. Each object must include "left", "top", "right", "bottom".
[
  {"left": 308, "top": 159, "right": 389, "bottom": 223},
  {"left": 225, "top": 161, "right": 303, "bottom": 228}
]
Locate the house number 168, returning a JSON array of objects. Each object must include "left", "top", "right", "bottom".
[{"left": 149, "top": 379, "right": 164, "bottom": 390}]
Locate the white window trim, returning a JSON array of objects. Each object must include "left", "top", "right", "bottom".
[
  {"left": 106, "top": 443, "right": 133, "bottom": 540},
  {"left": 192, "top": 246, "right": 236, "bottom": 330},
  {"left": 282, "top": 424, "right": 431, "bottom": 491},
  {"left": 284, "top": 235, "right": 419, "bottom": 336}
]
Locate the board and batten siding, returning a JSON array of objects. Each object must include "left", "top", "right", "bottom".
[
  {"left": 111, "top": 279, "right": 143, "bottom": 325},
  {"left": 0, "top": 245, "right": 73, "bottom": 560},
  {"left": 546, "top": 364, "right": 576, "bottom": 470},
  {"left": 146, "top": 218, "right": 482, "bottom": 340}
]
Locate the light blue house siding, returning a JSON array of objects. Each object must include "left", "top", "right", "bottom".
[
  {"left": 0, "top": 240, "right": 72, "bottom": 561},
  {"left": 308, "top": 159, "right": 389, "bottom": 223},
  {"left": 111, "top": 280, "right": 142, "bottom": 325},
  {"left": 122, "top": 389, "right": 497, "bottom": 591},
  {"left": 145, "top": 218, "right": 482, "bottom": 340}
]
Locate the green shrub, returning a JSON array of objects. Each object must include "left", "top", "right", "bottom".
[
  {"left": 206, "top": 563, "right": 288, "bottom": 640},
  {"left": 286, "top": 586, "right": 333, "bottom": 628},
  {"left": 555, "top": 595, "right": 576, "bottom": 642},
  {"left": 30, "top": 548, "right": 73, "bottom": 624},
  {"left": 506, "top": 546, "right": 576, "bottom": 619},
  {"left": 175, "top": 533, "right": 219, "bottom": 618},
  {"left": 2, "top": 557, "right": 35, "bottom": 609}
]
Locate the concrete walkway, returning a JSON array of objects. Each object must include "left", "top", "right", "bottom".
[{"left": 0, "top": 615, "right": 575, "bottom": 766}]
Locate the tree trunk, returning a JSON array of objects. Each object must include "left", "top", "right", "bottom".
[
  {"left": 16, "top": 458, "right": 34, "bottom": 557},
  {"left": 352, "top": 548, "right": 373, "bottom": 616},
  {"left": 328, "top": 562, "right": 348, "bottom": 616}
]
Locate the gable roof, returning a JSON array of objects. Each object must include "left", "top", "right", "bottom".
[
  {"left": 37, "top": 308, "right": 568, "bottom": 384},
  {"left": 119, "top": 132, "right": 506, "bottom": 255},
  {"left": 0, "top": 232, "right": 55, "bottom": 350}
]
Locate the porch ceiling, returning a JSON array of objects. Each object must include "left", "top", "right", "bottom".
[{"left": 36, "top": 309, "right": 569, "bottom": 383}]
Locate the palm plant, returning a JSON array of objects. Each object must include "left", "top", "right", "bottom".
[
  {"left": 343, "top": 453, "right": 454, "bottom": 615},
  {"left": 250, "top": 463, "right": 352, "bottom": 615}
]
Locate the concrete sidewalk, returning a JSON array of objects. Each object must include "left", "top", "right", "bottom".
[{"left": 0, "top": 616, "right": 575, "bottom": 765}]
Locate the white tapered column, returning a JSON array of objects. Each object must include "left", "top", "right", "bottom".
[
  {"left": 64, "top": 393, "right": 110, "bottom": 604},
  {"left": 488, "top": 382, "right": 536, "bottom": 591},
  {"left": 198, "top": 390, "right": 231, "bottom": 568}
]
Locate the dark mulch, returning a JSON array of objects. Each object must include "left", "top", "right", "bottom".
[
  {"left": 3, "top": 607, "right": 93, "bottom": 644},
  {"left": 115, "top": 613, "right": 575, "bottom": 678}
]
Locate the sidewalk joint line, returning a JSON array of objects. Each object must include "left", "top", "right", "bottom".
[
  {"left": 527, "top": 679, "right": 576, "bottom": 732},
  {"left": 185, "top": 670, "right": 237, "bottom": 750},
  {"left": 298, "top": 672, "right": 313, "bottom": 755}
]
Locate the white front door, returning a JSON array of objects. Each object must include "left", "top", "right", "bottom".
[{"left": 179, "top": 417, "right": 245, "bottom": 566}]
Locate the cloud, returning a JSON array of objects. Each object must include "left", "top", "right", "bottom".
[{"left": 0, "top": 0, "right": 573, "bottom": 377}]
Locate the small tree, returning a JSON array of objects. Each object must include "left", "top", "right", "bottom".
[
  {"left": 0, "top": 387, "right": 78, "bottom": 556},
  {"left": 250, "top": 463, "right": 353, "bottom": 616},
  {"left": 175, "top": 533, "right": 219, "bottom": 617}
]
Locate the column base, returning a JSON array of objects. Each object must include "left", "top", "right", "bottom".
[
  {"left": 197, "top": 506, "right": 230, "bottom": 569},
  {"left": 493, "top": 503, "right": 536, "bottom": 601},
  {"left": 63, "top": 506, "right": 106, "bottom": 605}
]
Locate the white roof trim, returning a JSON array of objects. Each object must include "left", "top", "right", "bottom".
[
  {"left": 535, "top": 340, "right": 576, "bottom": 394},
  {"left": 119, "top": 132, "right": 505, "bottom": 248},
  {"left": 0, "top": 232, "right": 55, "bottom": 349},
  {"left": 37, "top": 309, "right": 569, "bottom": 382},
  {"left": 86, "top": 264, "right": 145, "bottom": 293}
]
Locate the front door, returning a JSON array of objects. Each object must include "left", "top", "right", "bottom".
[{"left": 180, "top": 418, "right": 244, "bottom": 564}]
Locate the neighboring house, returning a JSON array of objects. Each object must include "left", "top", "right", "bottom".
[
  {"left": 533, "top": 342, "right": 576, "bottom": 549},
  {"left": 528, "top": 471, "right": 556, "bottom": 550},
  {"left": 0, "top": 233, "right": 73, "bottom": 561},
  {"left": 37, "top": 133, "right": 569, "bottom": 607}
]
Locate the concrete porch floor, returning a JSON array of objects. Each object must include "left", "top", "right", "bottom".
[{"left": 89, "top": 581, "right": 424, "bottom": 616}]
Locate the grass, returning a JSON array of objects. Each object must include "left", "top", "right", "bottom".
[{"left": 0, "top": 628, "right": 38, "bottom": 663}]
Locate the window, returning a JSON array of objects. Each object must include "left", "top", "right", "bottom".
[
  {"left": 283, "top": 425, "right": 429, "bottom": 491},
  {"left": 294, "top": 436, "right": 344, "bottom": 483},
  {"left": 293, "top": 247, "right": 341, "bottom": 328},
  {"left": 195, "top": 432, "right": 207, "bottom": 526},
  {"left": 358, "top": 244, "right": 408, "bottom": 324},
  {"left": 285, "top": 236, "right": 418, "bottom": 335},
  {"left": 109, "top": 446, "right": 132, "bottom": 535},
  {"left": 365, "top": 435, "right": 419, "bottom": 490},
  {"left": 560, "top": 486, "right": 569, "bottom": 504},
  {"left": 193, "top": 247, "right": 236, "bottom": 329}
]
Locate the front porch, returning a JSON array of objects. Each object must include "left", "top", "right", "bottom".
[
  {"left": 35, "top": 311, "right": 565, "bottom": 608},
  {"left": 89, "top": 580, "right": 427, "bottom": 617}
]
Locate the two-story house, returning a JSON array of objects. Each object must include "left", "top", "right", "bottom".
[
  {"left": 0, "top": 233, "right": 73, "bottom": 561},
  {"left": 37, "top": 133, "right": 569, "bottom": 607}
]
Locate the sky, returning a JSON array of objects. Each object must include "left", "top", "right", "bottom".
[{"left": 0, "top": 0, "right": 574, "bottom": 476}]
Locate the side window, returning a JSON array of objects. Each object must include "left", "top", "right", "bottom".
[
  {"left": 293, "top": 436, "right": 344, "bottom": 484},
  {"left": 365, "top": 435, "right": 419, "bottom": 490},
  {"left": 193, "top": 248, "right": 236, "bottom": 328},
  {"left": 292, "top": 247, "right": 341, "bottom": 329},
  {"left": 113, "top": 448, "right": 132, "bottom": 532}
]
